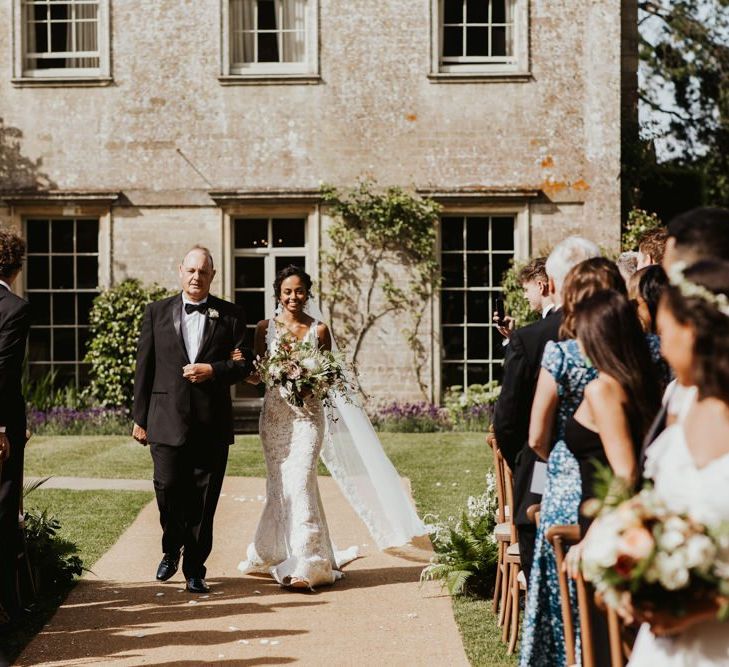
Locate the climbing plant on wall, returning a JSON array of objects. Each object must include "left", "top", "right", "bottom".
[{"left": 320, "top": 182, "right": 441, "bottom": 399}]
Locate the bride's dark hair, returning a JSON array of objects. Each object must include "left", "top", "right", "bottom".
[{"left": 274, "top": 265, "right": 313, "bottom": 301}]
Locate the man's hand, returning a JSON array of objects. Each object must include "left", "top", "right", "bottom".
[
  {"left": 493, "top": 312, "right": 515, "bottom": 339},
  {"left": 230, "top": 348, "right": 245, "bottom": 362},
  {"left": 183, "top": 363, "right": 214, "bottom": 384},
  {"left": 0, "top": 433, "right": 10, "bottom": 462},
  {"left": 132, "top": 423, "right": 148, "bottom": 446}
]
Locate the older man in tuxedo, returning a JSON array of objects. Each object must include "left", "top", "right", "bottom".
[
  {"left": 133, "top": 246, "right": 252, "bottom": 593},
  {"left": 0, "top": 230, "right": 31, "bottom": 630}
]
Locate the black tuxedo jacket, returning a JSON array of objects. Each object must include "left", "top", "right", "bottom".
[
  {"left": 133, "top": 294, "right": 252, "bottom": 446},
  {"left": 0, "top": 285, "right": 31, "bottom": 443},
  {"left": 493, "top": 309, "right": 562, "bottom": 525}
]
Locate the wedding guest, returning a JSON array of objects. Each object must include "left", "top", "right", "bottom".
[
  {"left": 628, "top": 264, "right": 668, "bottom": 333},
  {"left": 0, "top": 230, "right": 31, "bottom": 631},
  {"left": 493, "top": 257, "right": 553, "bottom": 340},
  {"left": 494, "top": 238, "right": 599, "bottom": 584},
  {"left": 617, "top": 251, "right": 639, "bottom": 284},
  {"left": 636, "top": 226, "right": 668, "bottom": 269}
]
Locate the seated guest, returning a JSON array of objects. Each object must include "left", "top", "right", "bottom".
[
  {"left": 617, "top": 251, "right": 639, "bottom": 285},
  {"left": 0, "top": 230, "right": 31, "bottom": 631},
  {"left": 636, "top": 226, "right": 668, "bottom": 269},
  {"left": 628, "top": 264, "right": 668, "bottom": 333}
]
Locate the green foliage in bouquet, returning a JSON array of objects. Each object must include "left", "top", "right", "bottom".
[
  {"left": 321, "top": 182, "right": 441, "bottom": 398},
  {"left": 85, "top": 279, "right": 174, "bottom": 408},
  {"left": 421, "top": 475, "right": 499, "bottom": 596},
  {"left": 622, "top": 208, "right": 663, "bottom": 252},
  {"left": 500, "top": 261, "right": 539, "bottom": 329}
]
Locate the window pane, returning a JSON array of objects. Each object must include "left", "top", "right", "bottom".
[
  {"left": 441, "top": 291, "right": 464, "bottom": 325},
  {"left": 492, "top": 0, "right": 507, "bottom": 23},
  {"left": 466, "top": 217, "right": 489, "bottom": 251},
  {"left": 443, "top": 327, "right": 464, "bottom": 360},
  {"left": 492, "top": 326, "right": 506, "bottom": 359},
  {"left": 53, "top": 292, "right": 76, "bottom": 325},
  {"left": 31, "top": 21, "right": 48, "bottom": 52},
  {"left": 53, "top": 328, "right": 76, "bottom": 362},
  {"left": 442, "top": 363, "right": 465, "bottom": 390},
  {"left": 466, "top": 27, "right": 489, "bottom": 56},
  {"left": 76, "top": 256, "right": 98, "bottom": 289},
  {"left": 77, "top": 292, "right": 97, "bottom": 325},
  {"left": 272, "top": 219, "right": 305, "bottom": 247},
  {"left": 257, "top": 0, "right": 277, "bottom": 29},
  {"left": 50, "top": 21, "right": 70, "bottom": 52},
  {"left": 258, "top": 32, "right": 279, "bottom": 62},
  {"left": 466, "top": 255, "right": 489, "bottom": 287},
  {"left": 491, "top": 217, "right": 514, "bottom": 250},
  {"left": 28, "top": 292, "right": 50, "bottom": 325},
  {"left": 54, "top": 364, "right": 77, "bottom": 387},
  {"left": 467, "top": 363, "right": 490, "bottom": 385},
  {"left": 235, "top": 291, "right": 266, "bottom": 323},
  {"left": 467, "top": 291, "right": 490, "bottom": 323},
  {"left": 76, "top": 221, "right": 99, "bottom": 252},
  {"left": 33, "top": 5, "right": 48, "bottom": 21},
  {"left": 51, "top": 220, "right": 74, "bottom": 253},
  {"left": 235, "top": 219, "right": 268, "bottom": 248},
  {"left": 492, "top": 254, "right": 511, "bottom": 285},
  {"left": 276, "top": 255, "right": 306, "bottom": 274},
  {"left": 27, "top": 220, "right": 49, "bottom": 253},
  {"left": 50, "top": 4, "right": 69, "bottom": 20},
  {"left": 27, "top": 256, "right": 50, "bottom": 289},
  {"left": 78, "top": 327, "right": 91, "bottom": 359},
  {"left": 235, "top": 257, "right": 265, "bottom": 288},
  {"left": 443, "top": 26, "right": 463, "bottom": 57},
  {"left": 444, "top": 0, "right": 463, "bottom": 24},
  {"left": 51, "top": 256, "right": 74, "bottom": 289},
  {"left": 441, "top": 254, "right": 464, "bottom": 288},
  {"left": 441, "top": 217, "right": 464, "bottom": 251},
  {"left": 29, "top": 328, "right": 51, "bottom": 362},
  {"left": 467, "top": 326, "right": 489, "bottom": 359},
  {"left": 467, "top": 0, "right": 489, "bottom": 23},
  {"left": 492, "top": 26, "right": 506, "bottom": 56}
]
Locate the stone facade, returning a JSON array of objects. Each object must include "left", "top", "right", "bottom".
[{"left": 0, "top": 0, "right": 634, "bottom": 403}]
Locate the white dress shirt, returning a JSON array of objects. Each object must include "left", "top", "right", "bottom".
[
  {"left": 0, "top": 279, "right": 11, "bottom": 291},
  {"left": 542, "top": 303, "right": 555, "bottom": 319},
  {"left": 181, "top": 295, "right": 208, "bottom": 362}
]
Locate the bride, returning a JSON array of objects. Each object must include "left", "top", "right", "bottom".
[
  {"left": 237, "top": 265, "right": 427, "bottom": 590},
  {"left": 628, "top": 258, "right": 729, "bottom": 666}
]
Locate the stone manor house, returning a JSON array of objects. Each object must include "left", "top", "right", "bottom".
[{"left": 0, "top": 0, "right": 637, "bottom": 408}]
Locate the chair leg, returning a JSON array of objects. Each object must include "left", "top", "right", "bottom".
[
  {"left": 498, "top": 557, "right": 510, "bottom": 627},
  {"left": 501, "top": 564, "right": 514, "bottom": 643},
  {"left": 493, "top": 541, "right": 504, "bottom": 614},
  {"left": 507, "top": 570, "right": 521, "bottom": 654}
]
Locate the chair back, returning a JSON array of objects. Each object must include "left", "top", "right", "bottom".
[
  {"left": 502, "top": 460, "right": 517, "bottom": 544},
  {"left": 488, "top": 434, "right": 507, "bottom": 524}
]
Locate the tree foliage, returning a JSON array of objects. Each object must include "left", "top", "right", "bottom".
[
  {"left": 639, "top": 0, "right": 729, "bottom": 205},
  {"left": 320, "top": 182, "right": 441, "bottom": 398},
  {"left": 85, "top": 279, "right": 174, "bottom": 409}
]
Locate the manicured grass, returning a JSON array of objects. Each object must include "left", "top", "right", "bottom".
[
  {"left": 5, "top": 488, "right": 153, "bottom": 663},
  {"left": 23, "top": 432, "right": 516, "bottom": 666}
]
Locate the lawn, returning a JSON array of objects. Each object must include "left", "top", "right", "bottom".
[{"left": 22, "top": 432, "right": 516, "bottom": 666}]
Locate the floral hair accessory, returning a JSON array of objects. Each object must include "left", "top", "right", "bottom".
[{"left": 668, "top": 261, "right": 729, "bottom": 317}]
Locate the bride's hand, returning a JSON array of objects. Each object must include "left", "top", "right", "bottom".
[
  {"left": 563, "top": 541, "right": 583, "bottom": 580},
  {"left": 230, "top": 348, "right": 244, "bottom": 361}
]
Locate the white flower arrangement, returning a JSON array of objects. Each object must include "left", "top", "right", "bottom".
[{"left": 669, "top": 261, "right": 729, "bottom": 317}]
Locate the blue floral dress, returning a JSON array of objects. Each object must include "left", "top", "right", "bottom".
[{"left": 519, "top": 336, "right": 668, "bottom": 667}]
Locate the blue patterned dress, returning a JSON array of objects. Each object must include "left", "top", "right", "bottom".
[{"left": 519, "top": 335, "right": 668, "bottom": 667}]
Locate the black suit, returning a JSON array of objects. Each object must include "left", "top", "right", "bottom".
[
  {"left": 133, "top": 293, "right": 251, "bottom": 578},
  {"left": 493, "top": 309, "right": 562, "bottom": 582},
  {"left": 0, "top": 284, "right": 31, "bottom": 618}
]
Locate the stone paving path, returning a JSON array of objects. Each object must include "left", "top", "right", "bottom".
[{"left": 17, "top": 476, "right": 469, "bottom": 666}]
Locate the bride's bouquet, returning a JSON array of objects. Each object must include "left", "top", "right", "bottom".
[
  {"left": 256, "top": 332, "right": 354, "bottom": 408},
  {"left": 580, "top": 486, "right": 729, "bottom": 620}
]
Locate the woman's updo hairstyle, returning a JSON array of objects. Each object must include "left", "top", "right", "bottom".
[
  {"left": 273, "top": 265, "right": 313, "bottom": 301},
  {"left": 663, "top": 259, "right": 729, "bottom": 403},
  {"left": 560, "top": 257, "right": 627, "bottom": 339}
]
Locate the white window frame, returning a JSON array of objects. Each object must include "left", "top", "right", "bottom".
[
  {"left": 220, "top": 0, "right": 319, "bottom": 81},
  {"left": 12, "top": 0, "right": 111, "bottom": 82},
  {"left": 430, "top": 0, "right": 529, "bottom": 78}
]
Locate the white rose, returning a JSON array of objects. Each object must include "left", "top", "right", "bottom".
[
  {"left": 685, "top": 534, "right": 717, "bottom": 570},
  {"left": 659, "top": 529, "right": 686, "bottom": 552},
  {"left": 655, "top": 552, "right": 691, "bottom": 590},
  {"left": 301, "top": 357, "right": 320, "bottom": 372}
]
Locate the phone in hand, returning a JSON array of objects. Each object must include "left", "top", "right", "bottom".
[{"left": 495, "top": 298, "right": 505, "bottom": 325}]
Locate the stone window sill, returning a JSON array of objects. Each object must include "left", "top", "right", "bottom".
[
  {"left": 218, "top": 74, "right": 321, "bottom": 86},
  {"left": 428, "top": 71, "right": 532, "bottom": 84},
  {"left": 11, "top": 76, "right": 113, "bottom": 88}
]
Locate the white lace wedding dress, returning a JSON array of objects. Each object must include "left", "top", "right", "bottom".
[
  {"left": 238, "top": 319, "right": 358, "bottom": 588},
  {"left": 629, "top": 395, "right": 729, "bottom": 666}
]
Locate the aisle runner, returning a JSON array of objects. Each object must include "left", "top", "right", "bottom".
[{"left": 18, "top": 477, "right": 468, "bottom": 666}]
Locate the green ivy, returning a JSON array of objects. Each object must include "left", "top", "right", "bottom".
[
  {"left": 622, "top": 208, "right": 663, "bottom": 252},
  {"left": 85, "top": 279, "right": 174, "bottom": 409},
  {"left": 500, "top": 260, "right": 539, "bottom": 329},
  {"left": 320, "top": 182, "right": 441, "bottom": 398}
]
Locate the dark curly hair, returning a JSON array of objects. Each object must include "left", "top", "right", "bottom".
[
  {"left": 560, "top": 257, "right": 627, "bottom": 339},
  {"left": 663, "top": 259, "right": 729, "bottom": 403},
  {"left": 0, "top": 230, "right": 26, "bottom": 279},
  {"left": 273, "top": 265, "right": 313, "bottom": 302}
]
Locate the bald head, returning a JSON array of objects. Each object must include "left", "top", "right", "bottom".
[{"left": 179, "top": 245, "right": 216, "bottom": 302}]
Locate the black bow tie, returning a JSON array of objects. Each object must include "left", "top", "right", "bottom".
[{"left": 184, "top": 302, "right": 208, "bottom": 315}]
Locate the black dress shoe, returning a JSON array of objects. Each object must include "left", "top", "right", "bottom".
[
  {"left": 156, "top": 553, "right": 180, "bottom": 581},
  {"left": 186, "top": 577, "right": 210, "bottom": 594}
]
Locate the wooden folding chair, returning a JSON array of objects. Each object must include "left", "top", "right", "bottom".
[
  {"left": 488, "top": 433, "right": 511, "bottom": 622},
  {"left": 576, "top": 574, "right": 628, "bottom": 667}
]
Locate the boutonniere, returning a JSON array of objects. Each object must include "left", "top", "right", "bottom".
[{"left": 207, "top": 308, "right": 219, "bottom": 320}]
